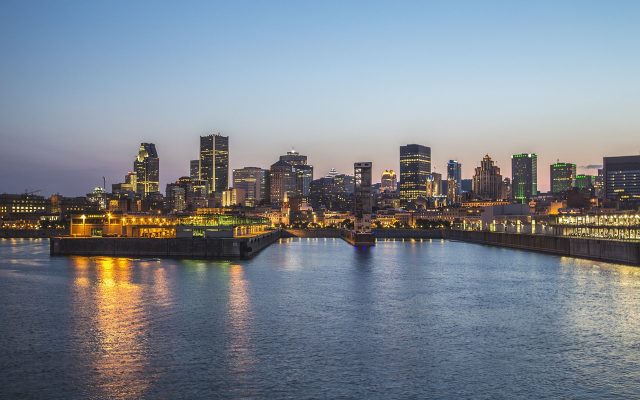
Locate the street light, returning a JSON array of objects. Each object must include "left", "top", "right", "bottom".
[{"left": 81, "top": 215, "right": 86, "bottom": 237}]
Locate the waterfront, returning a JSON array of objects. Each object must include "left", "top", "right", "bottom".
[{"left": 1, "top": 239, "right": 640, "bottom": 398}]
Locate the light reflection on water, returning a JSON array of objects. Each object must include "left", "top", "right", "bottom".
[{"left": 0, "top": 238, "right": 639, "bottom": 399}]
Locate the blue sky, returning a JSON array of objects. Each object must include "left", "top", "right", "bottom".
[{"left": 1, "top": 0, "right": 639, "bottom": 195}]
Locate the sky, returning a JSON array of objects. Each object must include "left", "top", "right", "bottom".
[{"left": 1, "top": 0, "right": 639, "bottom": 196}]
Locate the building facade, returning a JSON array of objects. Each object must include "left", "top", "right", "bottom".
[
  {"left": 269, "top": 160, "right": 296, "bottom": 205},
  {"left": 232, "top": 167, "right": 269, "bottom": 207},
  {"left": 472, "top": 155, "right": 503, "bottom": 200},
  {"left": 550, "top": 162, "right": 576, "bottom": 194},
  {"left": 603, "top": 155, "right": 640, "bottom": 207},
  {"left": 354, "top": 162, "right": 373, "bottom": 232},
  {"left": 381, "top": 170, "right": 397, "bottom": 192},
  {"left": 399, "top": 144, "right": 431, "bottom": 203},
  {"left": 512, "top": 153, "right": 537, "bottom": 202},
  {"left": 199, "top": 133, "right": 229, "bottom": 196},
  {"left": 134, "top": 143, "right": 159, "bottom": 197}
]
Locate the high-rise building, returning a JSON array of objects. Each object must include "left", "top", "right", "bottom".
[
  {"left": 279, "top": 149, "right": 307, "bottom": 166},
  {"left": 165, "top": 183, "right": 186, "bottom": 212},
  {"left": 512, "top": 153, "right": 537, "bottom": 202},
  {"left": 575, "top": 174, "right": 595, "bottom": 189},
  {"left": 233, "top": 167, "right": 269, "bottom": 207},
  {"left": 603, "top": 155, "right": 640, "bottom": 207},
  {"left": 269, "top": 160, "right": 296, "bottom": 205},
  {"left": 446, "top": 160, "right": 462, "bottom": 204},
  {"left": 199, "top": 133, "right": 229, "bottom": 196},
  {"left": 190, "top": 160, "right": 200, "bottom": 180},
  {"left": 594, "top": 168, "right": 605, "bottom": 199},
  {"left": 354, "top": 162, "right": 373, "bottom": 233},
  {"left": 426, "top": 173, "right": 442, "bottom": 197},
  {"left": 134, "top": 143, "right": 159, "bottom": 197},
  {"left": 550, "top": 162, "right": 576, "bottom": 194},
  {"left": 399, "top": 144, "right": 431, "bottom": 203},
  {"left": 381, "top": 170, "right": 397, "bottom": 192},
  {"left": 472, "top": 155, "right": 503, "bottom": 200}
]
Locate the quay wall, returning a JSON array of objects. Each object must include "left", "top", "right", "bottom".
[
  {"left": 445, "top": 230, "right": 640, "bottom": 265},
  {"left": 1, "top": 228, "right": 68, "bottom": 238},
  {"left": 50, "top": 230, "right": 281, "bottom": 259},
  {"left": 283, "top": 228, "right": 444, "bottom": 239}
]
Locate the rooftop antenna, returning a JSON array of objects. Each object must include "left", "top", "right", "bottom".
[{"left": 102, "top": 176, "right": 106, "bottom": 190}]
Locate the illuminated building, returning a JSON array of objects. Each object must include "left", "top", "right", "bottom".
[
  {"left": 550, "top": 162, "right": 576, "bottom": 194},
  {"left": 0, "top": 194, "right": 48, "bottom": 218},
  {"left": 575, "top": 174, "right": 595, "bottom": 189},
  {"left": 426, "top": 173, "right": 442, "bottom": 197},
  {"left": 233, "top": 167, "right": 269, "bottom": 207},
  {"left": 222, "top": 188, "right": 247, "bottom": 207},
  {"left": 603, "top": 155, "right": 640, "bottom": 207},
  {"left": 112, "top": 171, "right": 137, "bottom": 194},
  {"left": 552, "top": 211, "right": 640, "bottom": 240},
  {"left": 200, "top": 133, "right": 229, "bottom": 196},
  {"left": 501, "top": 177, "right": 512, "bottom": 201},
  {"left": 447, "top": 160, "right": 462, "bottom": 203},
  {"left": 594, "top": 168, "right": 605, "bottom": 198},
  {"left": 399, "top": 144, "right": 431, "bottom": 203},
  {"left": 134, "top": 143, "right": 160, "bottom": 197},
  {"left": 269, "top": 160, "right": 296, "bottom": 205},
  {"left": 472, "top": 155, "right": 503, "bottom": 200},
  {"left": 165, "top": 183, "right": 186, "bottom": 212},
  {"left": 279, "top": 149, "right": 313, "bottom": 197},
  {"left": 86, "top": 187, "right": 107, "bottom": 210},
  {"left": 354, "top": 162, "right": 373, "bottom": 232},
  {"left": 381, "top": 170, "right": 397, "bottom": 192},
  {"left": 309, "top": 174, "right": 354, "bottom": 211},
  {"left": 190, "top": 159, "right": 200, "bottom": 180},
  {"left": 512, "top": 153, "right": 537, "bottom": 202},
  {"left": 461, "top": 179, "right": 472, "bottom": 193}
]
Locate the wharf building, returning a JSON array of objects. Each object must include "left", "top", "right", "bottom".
[
  {"left": 512, "top": 153, "right": 537, "bottom": 203},
  {"left": 603, "top": 155, "right": 640, "bottom": 208},
  {"left": 550, "top": 162, "right": 576, "bottom": 194},
  {"left": 472, "top": 155, "right": 503, "bottom": 201},
  {"left": 399, "top": 144, "right": 431, "bottom": 204},
  {"left": 199, "top": 133, "right": 229, "bottom": 197}
]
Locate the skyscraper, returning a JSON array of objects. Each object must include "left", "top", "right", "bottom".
[
  {"left": 447, "top": 160, "right": 462, "bottom": 203},
  {"left": 381, "top": 170, "right": 397, "bottom": 192},
  {"left": 472, "top": 155, "right": 503, "bottom": 200},
  {"left": 200, "top": 133, "right": 229, "bottom": 196},
  {"left": 399, "top": 144, "right": 431, "bottom": 203},
  {"left": 550, "top": 162, "right": 576, "bottom": 194},
  {"left": 134, "top": 143, "right": 159, "bottom": 197},
  {"left": 190, "top": 159, "right": 200, "bottom": 180},
  {"left": 269, "top": 160, "right": 296, "bottom": 205},
  {"left": 278, "top": 149, "right": 313, "bottom": 197},
  {"left": 279, "top": 149, "right": 307, "bottom": 166},
  {"left": 575, "top": 174, "right": 595, "bottom": 189},
  {"left": 512, "top": 153, "right": 537, "bottom": 202},
  {"left": 233, "top": 167, "right": 269, "bottom": 207},
  {"left": 603, "top": 155, "right": 640, "bottom": 207},
  {"left": 354, "top": 162, "right": 373, "bottom": 233}
]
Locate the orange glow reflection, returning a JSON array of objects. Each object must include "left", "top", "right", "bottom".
[
  {"left": 227, "top": 264, "right": 255, "bottom": 374},
  {"left": 71, "top": 257, "right": 149, "bottom": 399}
]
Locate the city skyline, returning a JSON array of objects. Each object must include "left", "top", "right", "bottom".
[{"left": 2, "top": 1, "right": 640, "bottom": 195}]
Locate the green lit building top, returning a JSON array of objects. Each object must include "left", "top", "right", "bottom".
[{"left": 511, "top": 153, "right": 537, "bottom": 202}]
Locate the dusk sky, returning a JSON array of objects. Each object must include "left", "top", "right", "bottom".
[{"left": 1, "top": 0, "right": 639, "bottom": 196}]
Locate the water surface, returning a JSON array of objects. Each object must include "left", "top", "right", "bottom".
[{"left": 1, "top": 238, "right": 639, "bottom": 399}]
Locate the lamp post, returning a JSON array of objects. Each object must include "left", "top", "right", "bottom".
[
  {"left": 107, "top": 213, "right": 112, "bottom": 235},
  {"left": 81, "top": 215, "right": 86, "bottom": 237}
]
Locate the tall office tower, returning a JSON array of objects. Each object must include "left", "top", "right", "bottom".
[
  {"left": 550, "top": 162, "right": 576, "bottom": 194},
  {"left": 472, "top": 155, "right": 503, "bottom": 200},
  {"left": 461, "top": 179, "right": 473, "bottom": 193},
  {"left": 381, "top": 170, "right": 397, "bottom": 192},
  {"left": 399, "top": 144, "right": 431, "bottom": 203},
  {"left": 190, "top": 160, "right": 200, "bottom": 180},
  {"left": 278, "top": 149, "right": 312, "bottom": 197},
  {"left": 200, "top": 133, "right": 229, "bottom": 196},
  {"left": 354, "top": 162, "right": 373, "bottom": 233},
  {"left": 446, "top": 160, "right": 462, "bottom": 203},
  {"left": 426, "top": 173, "right": 442, "bottom": 197},
  {"left": 575, "top": 174, "right": 595, "bottom": 189},
  {"left": 165, "top": 182, "right": 186, "bottom": 212},
  {"left": 269, "top": 160, "right": 296, "bottom": 205},
  {"left": 279, "top": 149, "right": 307, "bottom": 166},
  {"left": 512, "top": 153, "right": 537, "bottom": 202},
  {"left": 603, "top": 155, "right": 640, "bottom": 207},
  {"left": 502, "top": 177, "right": 512, "bottom": 201},
  {"left": 594, "top": 168, "right": 605, "bottom": 199},
  {"left": 134, "top": 143, "right": 159, "bottom": 197},
  {"left": 233, "top": 167, "right": 269, "bottom": 207}
]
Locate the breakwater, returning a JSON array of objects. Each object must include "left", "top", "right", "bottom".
[
  {"left": 50, "top": 230, "right": 281, "bottom": 259},
  {"left": 446, "top": 230, "right": 640, "bottom": 266}
]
